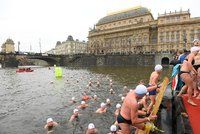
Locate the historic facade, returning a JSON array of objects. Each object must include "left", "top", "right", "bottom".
[
  {"left": 54, "top": 35, "right": 87, "bottom": 55},
  {"left": 88, "top": 6, "right": 200, "bottom": 55},
  {"left": 1, "top": 39, "right": 15, "bottom": 53}
]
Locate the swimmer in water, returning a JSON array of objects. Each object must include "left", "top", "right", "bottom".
[
  {"left": 115, "top": 104, "right": 121, "bottom": 117},
  {"left": 82, "top": 92, "right": 91, "bottom": 101},
  {"left": 108, "top": 125, "right": 122, "bottom": 134},
  {"left": 110, "top": 82, "right": 113, "bottom": 88},
  {"left": 69, "top": 109, "right": 79, "bottom": 122},
  {"left": 121, "top": 96, "right": 125, "bottom": 102},
  {"left": 114, "top": 104, "right": 121, "bottom": 125},
  {"left": 44, "top": 118, "right": 58, "bottom": 134},
  {"left": 70, "top": 97, "right": 76, "bottom": 103},
  {"left": 97, "top": 81, "right": 100, "bottom": 87},
  {"left": 78, "top": 101, "right": 89, "bottom": 109},
  {"left": 106, "top": 98, "right": 111, "bottom": 106},
  {"left": 85, "top": 123, "right": 98, "bottom": 134},
  {"left": 93, "top": 94, "right": 97, "bottom": 101},
  {"left": 96, "top": 102, "right": 107, "bottom": 114},
  {"left": 110, "top": 88, "right": 115, "bottom": 94}
]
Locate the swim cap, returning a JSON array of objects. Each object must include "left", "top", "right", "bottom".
[
  {"left": 190, "top": 46, "right": 200, "bottom": 52},
  {"left": 47, "top": 118, "right": 53, "bottom": 123},
  {"left": 155, "top": 64, "right": 163, "bottom": 71},
  {"left": 73, "top": 109, "right": 79, "bottom": 114},
  {"left": 71, "top": 97, "right": 75, "bottom": 101},
  {"left": 106, "top": 98, "right": 110, "bottom": 103},
  {"left": 110, "top": 88, "right": 113, "bottom": 91},
  {"left": 193, "top": 39, "right": 199, "bottom": 43},
  {"left": 121, "top": 96, "right": 125, "bottom": 101},
  {"left": 135, "top": 84, "right": 147, "bottom": 97},
  {"left": 94, "top": 95, "right": 97, "bottom": 98},
  {"left": 116, "top": 103, "right": 121, "bottom": 109},
  {"left": 110, "top": 125, "right": 117, "bottom": 132},
  {"left": 88, "top": 123, "right": 95, "bottom": 129},
  {"left": 81, "top": 101, "right": 85, "bottom": 105},
  {"left": 100, "top": 102, "right": 106, "bottom": 108}
]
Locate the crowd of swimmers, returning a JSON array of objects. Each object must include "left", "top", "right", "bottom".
[
  {"left": 43, "top": 62, "right": 165, "bottom": 134},
  {"left": 174, "top": 39, "right": 200, "bottom": 106}
]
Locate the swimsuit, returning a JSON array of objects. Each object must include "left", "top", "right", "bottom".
[
  {"left": 147, "top": 84, "right": 157, "bottom": 96},
  {"left": 117, "top": 112, "right": 132, "bottom": 125}
]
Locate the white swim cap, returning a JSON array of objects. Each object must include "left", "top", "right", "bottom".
[
  {"left": 116, "top": 103, "right": 121, "bottom": 109},
  {"left": 47, "top": 118, "right": 53, "bottom": 123},
  {"left": 135, "top": 84, "right": 147, "bottom": 97},
  {"left": 106, "top": 98, "right": 110, "bottom": 103},
  {"left": 81, "top": 101, "right": 85, "bottom": 105},
  {"left": 71, "top": 97, "right": 75, "bottom": 101},
  {"left": 88, "top": 123, "right": 95, "bottom": 129},
  {"left": 110, "top": 88, "right": 113, "bottom": 91},
  {"left": 110, "top": 125, "right": 117, "bottom": 132},
  {"left": 193, "top": 39, "right": 199, "bottom": 43},
  {"left": 94, "top": 94, "right": 97, "bottom": 98},
  {"left": 191, "top": 46, "right": 200, "bottom": 52},
  {"left": 73, "top": 109, "right": 79, "bottom": 114},
  {"left": 121, "top": 96, "right": 125, "bottom": 101},
  {"left": 100, "top": 102, "right": 106, "bottom": 108},
  {"left": 155, "top": 64, "right": 163, "bottom": 71}
]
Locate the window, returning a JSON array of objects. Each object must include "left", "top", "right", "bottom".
[
  {"left": 171, "top": 32, "right": 175, "bottom": 42},
  {"left": 176, "top": 31, "right": 180, "bottom": 42},
  {"left": 166, "top": 32, "right": 169, "bottom": 42}
]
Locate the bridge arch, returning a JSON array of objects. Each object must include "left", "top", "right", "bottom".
[{"left": 161, "top": 57, "right": 170, "bottom": 65}]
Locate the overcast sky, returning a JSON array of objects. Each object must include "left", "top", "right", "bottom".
[{"left": 0, "top": 0, "right": 199, "bottom": 52}]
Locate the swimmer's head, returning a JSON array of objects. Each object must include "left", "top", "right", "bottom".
[
  {"left": 110, "top": 125, "right": 117, "bottom": 132},
  {"left": 135, "top": 84, "right": 147, "bottom": 98},
  {"left": 193, "top": 39, "right": 199, "bottom": 45},
  {"left": 110, "top": 79, "right": 112, "bottom": 83},
  {"left": 73, "top": 109, "right": 79, "bottom": 114},
  {"left": 88, "top": 123, "right": 95, "bottom": 129},
  {"left": 47, "top": 118, "right": 53, "bottom": 124},
  {"left": 94, "top": 95, "right": 97, "bottom": 99},
  {"left": 106, "top": 98, "right": 110, "bottom": 103},
  {"left": 71, "top": 97, "right": 75, "bottom": 101},
  {"left": 116, "top": 103, "right": 121, "bottom": 109},
  {"left": 121, "top": 96, "right": 125, "bottom": 102},
  {"left": 100, "top": 102, "right": 106, "bottom": 108},
  {"left": 81, "top": 101, "right": 86, "bottom": 105},
  {"left": 155, "top": 64, "right": 163, "bottom": 72},
  {"left": 110, "top": 88, "right": 113, "bottom": 91}
]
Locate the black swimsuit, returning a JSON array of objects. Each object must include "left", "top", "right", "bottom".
[{"left": 117, "top": 112, "right": 132, "bottom": 125}]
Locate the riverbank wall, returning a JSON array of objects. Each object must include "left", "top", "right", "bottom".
[{"left": 61, "top": 54, "right": 155, "bottom": 67}]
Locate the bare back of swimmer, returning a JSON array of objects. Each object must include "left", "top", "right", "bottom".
[{"left": 179, "top": 47, "right": 200, "bottom": 106}]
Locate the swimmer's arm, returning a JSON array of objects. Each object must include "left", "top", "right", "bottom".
[{"left": 131, "top": 103, "right": 149, "bottom": 124}]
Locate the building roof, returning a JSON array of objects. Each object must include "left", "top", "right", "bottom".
[
  {"left": 97, "top": 6, "right": 151, "bottom": 25},
  {"left": 5, "top": 38, "right": 14, "bottom": 45}
]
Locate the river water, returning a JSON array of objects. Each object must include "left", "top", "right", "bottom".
[{"left": 0, "top": 66, "right": 172, "bottom": 134}]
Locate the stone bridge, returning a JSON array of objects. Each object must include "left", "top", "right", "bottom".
[{"left": 0, "top": 53, "right": 63, "bottom": 67}]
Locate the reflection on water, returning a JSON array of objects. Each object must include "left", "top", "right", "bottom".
[{"left": 0, "top": 66, "right": 172, "bottom": 134}]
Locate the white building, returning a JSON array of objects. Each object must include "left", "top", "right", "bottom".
[{"left": 54, "top": 35, "right": 87, "bottom": 55}]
